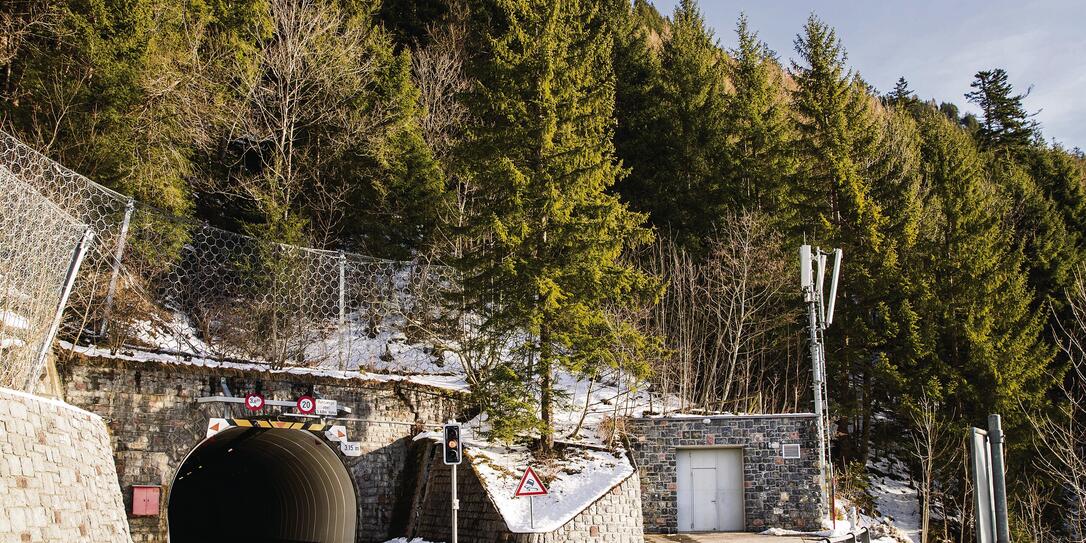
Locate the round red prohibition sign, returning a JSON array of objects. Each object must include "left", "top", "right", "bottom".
[
  {"left": 296, "top": 395, "right": 316, "bottom": 414},
  {"left": 244, "top": 392, "right": 265, "bottom": 411}
]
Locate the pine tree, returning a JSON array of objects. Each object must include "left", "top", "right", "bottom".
[
  {"left": 614, "top": 0, "right": 728, "bottom": 252},
  {"left": 790, "top": 15, "right": 901, "bottom": 459},
  {"left": 459, "top": 0, "right": 657, "bottom": 452},
  {"left": 915, "top": 111, "right": 1049, "bottom": 420},
  {"left": 886, "top": 76, "right": 920, "bottom": 112},
  {"left": 721, "top": 14, "right": 796, "bottom": 221},
  {"left": 1, "top": 0, "right": 204, "bottom": 214},
  {"left": 964, "top": 68, "right": 1038, "bottom": 150}
]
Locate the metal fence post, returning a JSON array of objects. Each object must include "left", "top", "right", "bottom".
[
  {"left": 337, "top": 251, "right": 347, "bottom": 369},
  {"left": 27, "top": 228, "right": 94, "bottom": 391},
  {"left": 338, "top": 251, "right": 346, "bottom": 327},
  {"left": 988, "top": 414, "right": 1010, "bottom": 543},
  {"left": 99, "top": 198, "right": 134, "bottom": 337}
]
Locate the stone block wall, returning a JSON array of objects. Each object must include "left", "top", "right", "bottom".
[
  {"left": 626, "top": 414, "right": 824, "bottom": 533},
  {"left": 57, "top": 350, "right": 463, "bottom": 543},
  {"left": 410, "top": 443, "right": 644, "bottom": 543},
  {"left": 0, "top": 387, "right": 131, "bottom": 542}
]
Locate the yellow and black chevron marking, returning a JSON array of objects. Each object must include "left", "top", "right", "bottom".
[{"left": 223, "top": 419, "right": 329, "bottom": 432}]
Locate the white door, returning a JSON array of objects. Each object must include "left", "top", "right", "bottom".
[{"left": 676, "top": 448, "right": 744, "bottom": 532}]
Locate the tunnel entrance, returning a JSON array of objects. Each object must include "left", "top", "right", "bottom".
[{"left": 168, "top": 427, "right": 357, "bottom": 543}]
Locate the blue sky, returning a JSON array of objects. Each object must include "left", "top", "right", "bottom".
[{"left": 650, "top": 0, "right": 1086, "bottom": 150}]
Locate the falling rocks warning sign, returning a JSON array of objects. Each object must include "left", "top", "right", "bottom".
[{"left": 514, "top": 467, "right": 548, "bottom": 497}]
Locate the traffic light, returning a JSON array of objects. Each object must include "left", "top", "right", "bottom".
[{"left": 443, "top": 423, "right": 462, "bottom": 465}]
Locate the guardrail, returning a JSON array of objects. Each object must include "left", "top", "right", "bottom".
[{"left": 819, "top": 527, "right": 872, "bottom": 543}]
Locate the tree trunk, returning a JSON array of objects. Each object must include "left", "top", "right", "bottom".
[
  {"left": 540, "top": 320, "right": 554, "bottom": 455},
  {"left": 860, "top": 365, "right": 873, "bottom": 461}
]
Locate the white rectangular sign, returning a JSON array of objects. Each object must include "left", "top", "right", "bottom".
[
  {"left": 340, "top": 441, "right": 362, "bottom": 457},
  {"left": 315, "top": 399, "right": 338, "bottom": 416}
]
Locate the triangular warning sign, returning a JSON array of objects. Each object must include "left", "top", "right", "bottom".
[
  {"left": 514, "top": 467, "right": 548, "bottom": 497},
  {"left": 206, "top": 418, "right": 232, "bottom": 439}
]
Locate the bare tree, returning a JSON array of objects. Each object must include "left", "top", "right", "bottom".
[
  {"left": 411, "top": 1, "right": 471, "bottom": 160},
  {"left": 645, "top": 211, "right": 803, "bottom": 414},
  {"left": 197, "top": 0, "right": 390, "bottom": 245},
  {"left": 0, "top": 0, "right": 54, "bottom": 69},
  {"left": 909, "top": 393, "right": 955, "bottom": 543},
  {"left": 1028, "top": 271, "right": 1086, "bottom": 540},
  {"left": 409, "top": 1, "right": 476, "bottom": 262},
  {"left": 1013, "top": 479, "right": 1054, "bottom": 543}
]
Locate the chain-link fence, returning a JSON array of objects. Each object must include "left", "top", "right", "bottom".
[
  {"left": 0, "top": 165, "right": 93, "bottom": 389},
  {"left": 0, "top": 130, "right": 455, "bottom": 371}
]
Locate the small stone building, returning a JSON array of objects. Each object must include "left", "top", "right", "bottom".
[{"left": 627, "top": 414, "right": 824, "bottom": 533}]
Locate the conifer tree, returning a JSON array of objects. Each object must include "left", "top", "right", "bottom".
[
  {"left": 886, "top": 76, "right": 922, "bottom": 113},
  {"left": 722, "top": 13, "right": 796, "bottom": 222},
  {"left": 965, "top": 68, "right": 1038, "bottom": 150},
  {"left": 614, "top": 0, "right": 728, "bottom": 252},
  {"left": 915, "top": 111, "right": 1049, "bottom": 420},
  {"left": 887, "top": 77, "right": 914, "bottom": 104},
  {"left": 790, "top": 15, "right": 901, "bottom": 458},
  {"left": 459, "top": 0, "right": 657, "bottom": 452},
  {"left": 1, "top": 0, "right": 205, "bottom": 214}
]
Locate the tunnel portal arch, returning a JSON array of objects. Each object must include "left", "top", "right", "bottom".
[{"left": 167, "top": 427, "right": 357, "bottom": 543}]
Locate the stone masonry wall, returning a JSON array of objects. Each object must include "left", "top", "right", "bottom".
[
  {"left": 0, "top": 387, "right": 131, "bottom": 543},
  {"left": 627, "top": 414, "right": 823, "bottom": 533},
  {"left": 410, "top": 443, "right": 644, "bottom": 543},
  {"left": 57, "top": 350, "right": 463, "bottom": 543}
]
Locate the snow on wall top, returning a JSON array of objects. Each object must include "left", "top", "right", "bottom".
[
  {"left": 61, "top": 341, "right": 469, "bottom": 393},
  {"left": 416, "top": 431, "right": 635, "bottom": 533},
  {"left": 470, "top": 444, "right": 634, "bottom": 533}
]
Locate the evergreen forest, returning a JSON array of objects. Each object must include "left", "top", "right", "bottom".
[{"left": 3, "top": 0, "right": 1086, "bottom": 539}]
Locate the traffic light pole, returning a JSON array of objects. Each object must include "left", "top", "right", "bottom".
[{"left": 451, "top": 463, "right": 458, "bottom": 543}]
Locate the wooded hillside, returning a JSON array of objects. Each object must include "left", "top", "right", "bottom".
[{"left": 3, "top": 0, "right": 1085, "bottom": 539}]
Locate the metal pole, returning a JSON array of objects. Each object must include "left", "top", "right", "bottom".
[
  {"left": 337, "top": 251, "right": 346, "bottom": 369},
  {"left": 988, "top": 414, "right": 1010, "bottom": 543},
  {"left": 807, "top": 284, "right": 827, "bottom": 497},
  {"left": 99, "top": 199, "right": 134, "bottom": 337},
  {"left": 338, "top": 251, "right": 346, "bottom": 327},
  {"left": 27, "top": 228, "right": 93, "bottom": 391},
  {"left": 451, "top": 463, "right": 459, "bottom": 543}
]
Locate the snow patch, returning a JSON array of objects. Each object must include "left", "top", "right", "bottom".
[
  {"left": 60, "top": 341, "right": 469, "bottom": 393},
  {"left": 1, "top": 309, "right": 30, "bottom": 330},
  {"left": 868, "top": 454, "right": 920, "bottom": 543},
  {"left": 470, "top": 443, "right": 634, "bottom": 533},
  {"left": 0, "top": 335, "right": 26, "bottom": 349}
]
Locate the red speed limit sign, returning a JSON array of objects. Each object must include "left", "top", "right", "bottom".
[
  {"left": 296, "top": 395, "right": 316, "bottom": 414},
  {"left": 244, "top": 393, "right": 265, "bottom": 411}
]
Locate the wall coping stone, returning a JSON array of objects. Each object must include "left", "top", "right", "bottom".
[{"left": 1, "top": 385, "right": 104, "bottom": 420}]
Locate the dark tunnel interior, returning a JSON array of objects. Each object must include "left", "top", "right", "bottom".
[{"left": 168, "top": 427, "right": 356, "bottom": 543}]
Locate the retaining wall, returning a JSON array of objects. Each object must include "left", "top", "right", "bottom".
[
  {"left": 0, "top": 387, "right": 131, "bottom": 542},
  {"left": 410, "top": 442, "right": 644, "bottom": 543}
]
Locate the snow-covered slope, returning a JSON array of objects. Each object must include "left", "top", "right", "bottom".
[{"left": 868, "top": 455, "right": 920, "bottom": 543}]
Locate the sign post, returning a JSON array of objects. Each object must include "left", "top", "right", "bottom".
[
  {"left": 443, "top": 423, "right": 463, "bottom": 543},
  {"left": 514, "top": 466, "right": 548, "bottom": 530}
]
